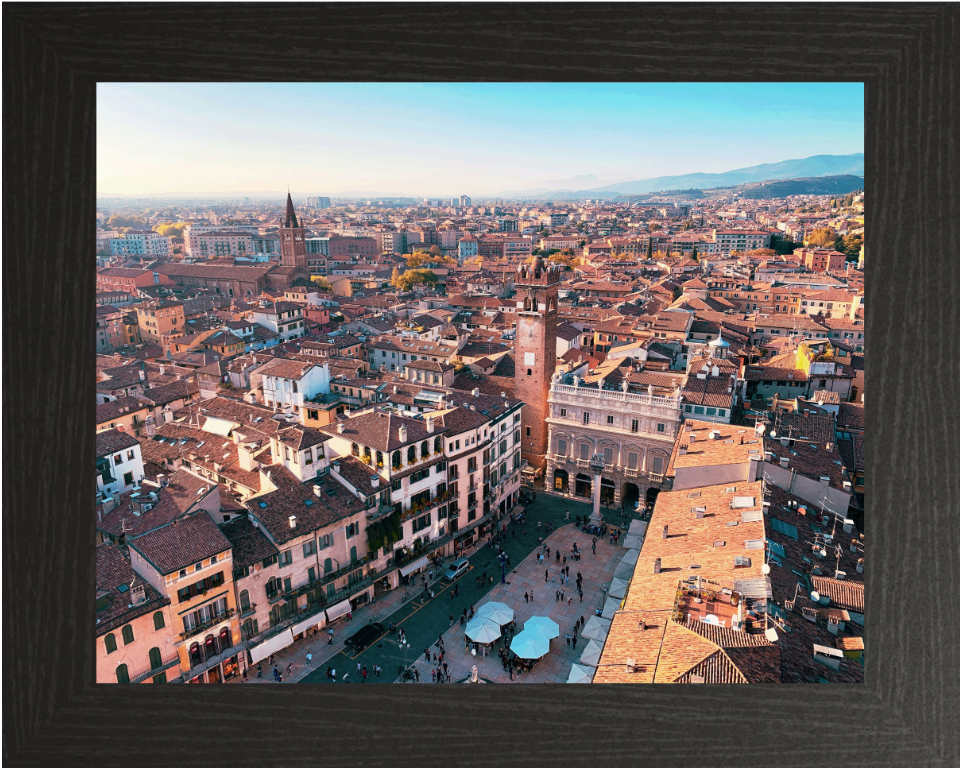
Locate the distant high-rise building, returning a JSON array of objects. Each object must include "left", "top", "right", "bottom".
[
  {"left": 279, "top": 193, "right": 307, "bottom": 268},
  {"left": 306, "top": 196, "right": 331, "bottom": 208},
  {"left": 459, "top": 195, "right": 471, "bottom": 207}
]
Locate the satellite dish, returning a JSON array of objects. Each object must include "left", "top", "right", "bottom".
[
  {"left": 756, "top": 424, "right": 766, "bottom": 435},
  {"left": 810, "top": 591, "right": 820, "bottom": 602},
  {"left": 761, "top": 563, "right": 771, "bottom": 575},
  {"left": 764, "top": 627, "right": 779, "bottom": 642},
  {"left": 769, "top": 430, "right": 777, "bottom": 437}
]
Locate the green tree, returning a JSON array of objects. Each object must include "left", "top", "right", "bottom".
[
  {"left": 154, "top": 223, "right": 187, "bottom": 238},
  {"left": 837, "top": 233, "right": 863, "bottom": 260},
  {"left": 106, "top": 215, "right": 149, "bottom": 230},
  {"left": 390, "top": 266, "right": 402, "bottom": 288},
  {"left": 690, "top": 244, "right": 699, "bottom": 262},
  {"left": 310, "top": 275, "right": 333, "bottom": 292},
  {"left": 648, "top": 222, "right": 661, "bottom": 232},
  {"left": 394, "top": 268, "right": 438, "bottom": 292},
  {"left": 805, "top": 227, "right": 840, "bottom": 249},
  {"left": 405, "top": 249, "right": 455, "bottom": 268},
  {"left": 770, "top": 236, "right": 798, "bottom": 256},
  {"left": 646, "top": 239, "right": 653, "bottom": 260}
]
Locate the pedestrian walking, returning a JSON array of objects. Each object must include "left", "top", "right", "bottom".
[
  {"left": 563, "top": 555, "right": 567, "bottom": 565},
  {"left": 545, "top": 569, "right": 549, "bottom": 582},
  {"left": 524, "top": 592, "right": 529, "bottom": 603},
  {"left": 579, "top": 590, "right": 583, "bottom": 602},
  {"left": 331, "top": 668, "right": 337, "bottom": 682},
  {"left": 431, "top": 668, "right": 437, "bottom": 682},
  {"left": 328, "top": 629, "right": 334, "bottom": 645},
  {"left": 561, "top": 590, "right": 565, "bottom": 602},
  {"left": 450, "top": 613, "right": 454, "bottom": 625},
  {"left": 565, "top": 509, "right": 570, "bottom": 521},
  {"left": 556, "top": 590, "right": 560, "bottom": 602},
  {"left": 568, "top": 596, "right": 573, "bottom": 606},
  {"left": 362, "top": 668, "right": 368, "bottom": 683},
  {"left": 443, "top": 662, "right": 448, "bottom": 677},
  {"left": 414, "top": 669, "right": 420, "bottom": 682},
  {"left": 566, "top": 634, "right": 571, "bottom": 646},
  {"left": 306, "top": 652, "right": 312, "bottom": 666},
  {"left": 425, "top": 648, "right": 431, "bottom": 662},
  {"left": 572, "top": 635, "right": 578, "bottom": 650},
  {"left": 257, "top": 667, "right": 263, "bottom": 679}
]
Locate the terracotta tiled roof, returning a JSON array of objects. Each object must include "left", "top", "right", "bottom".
[
  {"left": 811, "top": 576, "right": 864, "bottom": 613},
  {"left": 219, "top": 516, "right": 279, "bottom": 570},
  {"left": 129, "top": 511, "right": 231, "bottom": 576},
  {"left": 96, "top": 543, "right": 170, "bottom": 635},
  {"left": 96, "top": 428, "right": 140, "bottom": 456}
]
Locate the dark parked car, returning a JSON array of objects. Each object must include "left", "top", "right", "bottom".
[{"left": 343, "top": 622, "right": 385, "bottom": 651}]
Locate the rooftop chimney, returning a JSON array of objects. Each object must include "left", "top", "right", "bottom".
[
  {"left": 399, "top": 425, "right": 408, "bottom": 443},
  {"left": 779, "top": 457, "right": 789, "bottom": 468},
  {"left": 371, "top": 476, "right": 380, "bottom": 489},
  {"left": 653, "top": 558, "right": 661, "bottom": 574},
  {"left": 426, "top": 416, "right": 434, "bottom": 434},
  {"left": 289, "top": 515, "right": 297, "bottom": 529},
  {"left": 694, "top": 507, "right": 705, "bottom": 519},
  {"left": 336, "top": 422, "right": 345, "bottom": 434},
  {"left": 472, "top": 388, "right": 480, "bottom": 397},
  {"left": 157, "top": 474, "right": 167, "bottom": 487},
  {"left": 678, "top": 444, "right": 688, "bottom": 455},
  {"left": 313, "top": 485, "right": 322, "bottom": 497},
  {"left": 662, "top": 525, "right": 669, "bottom": 539}
]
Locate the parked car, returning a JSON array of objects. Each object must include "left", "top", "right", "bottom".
[
  {"left": 343, "top": 622, "right": 385, "bottom": 651},
  {"left": 443, "top": 557, "right": 470, "bottom": 581}
]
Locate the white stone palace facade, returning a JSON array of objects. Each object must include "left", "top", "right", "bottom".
[{"left": 545, "top": 374, "right": 683, "bottom": 510}]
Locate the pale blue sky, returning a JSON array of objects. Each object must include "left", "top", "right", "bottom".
[{"left": 97, "top": 83, "right": 863, "bottom": 196}]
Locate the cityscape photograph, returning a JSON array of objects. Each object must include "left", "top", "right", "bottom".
[{"left": 95, "top": 82, "right": 865, "bottom": 686}]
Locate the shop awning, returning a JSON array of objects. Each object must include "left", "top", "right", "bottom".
[
  {"left": 325, "top": 599, "right": 352, "bottom": 622},
  {"left": 399, "top": 556, "right": 430, "bottom": 577},
  {"left": 291, "top": 611, "right": 326, "bottom": 637},
  {"left": 249, "top": 628, "right": 294, "bottom": 665}
]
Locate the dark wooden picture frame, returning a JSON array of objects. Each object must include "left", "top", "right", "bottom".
[{"left": 4, "top": 3, "right": 958, "bottom": 766}]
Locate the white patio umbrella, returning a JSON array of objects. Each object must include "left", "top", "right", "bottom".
[
  {"left": 581, "top": 615, "right": 611, "bottom": 642},
  {"left": 628, "top": 519, "right": 648, "bottom": 537},
  {"left": 510, "top": 630, "right": 550, "bottom": 659},
  {"left": 465, "top": 617, "right": 501, "bottom": 643},
  {"left": 620, "top": 549, "right": 640, "bottom": 567},
  {"left": 601, "top": 596, "right": 621, "bottom": 620},
  {"left": 476, "top": 601, "right": 514, "bottom": 625},
  {"left": 566, "top": 663, "right": 595, "bottom": 684},
  {"left": 622, "top": 535, "right": 642, "bottom": 550},
  {"left": 579, "top": 638, "right": 604, "bottom": 667},
  {"left": 613, "top": 561, "right": 636, "bottom": 581},
  {"left": 524, "top": 615, "right": 560, "bottom": 639},
  {"left": 607, "top": 577, "right": 629, "bottom": 600}
]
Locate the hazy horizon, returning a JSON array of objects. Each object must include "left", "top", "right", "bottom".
[{"left": 98, "top": 83, "right": 864, "bottom": 197}]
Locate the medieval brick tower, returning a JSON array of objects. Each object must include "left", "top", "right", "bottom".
[
  {"left": 514, "top": 256, "right": 560, "bottom": 472},
  {"left": 279, "top": 192, "right": 307, "bottom": 267}
]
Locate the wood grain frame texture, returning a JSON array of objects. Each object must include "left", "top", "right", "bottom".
[{"left": 3, "top": 3, "right": 958, "bottom": 766}]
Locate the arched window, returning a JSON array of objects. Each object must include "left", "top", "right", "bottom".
[
  {"left": 149, "top": 647, "right": 163, "bottom": 670},
  {"left": 421, "top": 441, "right": 430, "bottom": 459},
  {"left": 350, "top": 546, "right": 358, "bottom": 563},
  {"left": 189, "top": 642, "right": 202, "bottom": 667},
  {"left": 392, "top": 451, "right": 402, "bottom": 469},
  {"left": 527, "top": 369, "right": 532, "bottom": 376},
  {"left": 351, "top": 443, "right": 359, "bottom": 457},
  {"left": 376, "top": 451, "right": 383, "bottom": 467},
  {"left": 363, "top": 446, "right": 372, "bottom": 462},
  {"left": 269, "top": 605, "right": 282, "bottom": 627},
  {"left": 153, "top": 611, "right": 165, "bottom": 631},
  {"left": 219, "top": 626, "right": 232, "bottom": 652},
  {"left": 116, "top": 664, "right": 130, "bottom": 684},
  {"left": 266, "top": 577, "right": 279, "bottom": 596},
  {"left": 104, "top": 633, "right": 117, "bottom": 654},
  {"left": 324, "top": 557, "right": 333, "bottom": 573},
  {"left": 239, "top": 590, "right": 251, "bottom": 612},
  {"left": 121, "top": 625, "right": 135, "bottom": 645},
  {"left": 434, "top": 436, "right": 442, "bottom": 454},
  {"left": 407, "top": 446, "right": 416, "bottom": 464}
]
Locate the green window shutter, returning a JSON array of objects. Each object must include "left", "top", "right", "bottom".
[
  {"left": 149, "top": 647, "right": 163, "bottom": 670},
  {"left": 121, "top": 625, "right": 135, "bottom": 645},
  {"left": 153, "top": 611, "right": 165, "bottom": 631},
  {"left": 105, "top": 633, "right": 117, "bottom": 654},
  {"left": 116, "top": 664, "right": 130, "bottom": 684}
]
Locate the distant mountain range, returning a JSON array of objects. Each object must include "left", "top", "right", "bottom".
[
  {"left": 492, "top": 153, "right": 864, "bottom": 199},
  {"left": 97, "top": 153, "right": 864, "bottom": 202}
]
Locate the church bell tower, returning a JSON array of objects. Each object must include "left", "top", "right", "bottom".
[
  {"left": 279, "top": 192, "right": 307, "bottom": 267},
  {"left": 514, "top": 256, "right": 560, "bottom": 471}
]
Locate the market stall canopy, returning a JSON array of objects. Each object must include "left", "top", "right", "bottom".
[
  {"left": 620, "top": 549, "right": 640, "bottom": 567},
  {"left": 249, "top": 628, "right": 294, "bottom": 665},
  {"left": 614, "top": 561, "right": 636, "bottom": 581},
  {"left": 399, "top": 556, "right": 430, "bottom": 577},
  {"left": 325, "top": 599, "right": 352, "bottom": 622},
  {"left": 524, "top": 615, "right": 560, "bottom": 639},
  {"left": 476, "top": 601, "right": 514, "bottom": 625},
  {"left": 601, "top": 596, "right": 622, "bottom": 620},
  {"left": 607, "top": 577, "right": 629, "bottom": 600},
  {"left": 579, "top": 638, "right": 605, "bottom": 667},
  {"left": 465, "top": 617, "right": 501, "bottom": 643},
  {"left": 581, "top": 615, "right": 611, "bottom": 642},
  {"left": 628, "top": 519, "right": 648, "bottom": 537},
  {"left": 566, "top": 663, "right": 595, "bottom": 683},
  {"left": 622, "top": 535, "right": 642, "bottom": 550},
  {"left": 510, "top": 630, "right": 550, "bottom": 659}
]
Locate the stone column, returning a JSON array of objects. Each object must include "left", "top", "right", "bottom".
[{"left": 589, "top": 454, "right": 605, "bottom": 526}]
